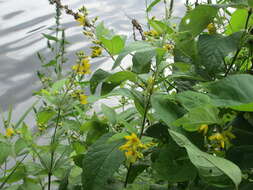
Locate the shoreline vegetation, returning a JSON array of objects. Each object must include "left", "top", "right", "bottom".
[{"left": 1, "top": 0, "right": 253, "bottom": 189}]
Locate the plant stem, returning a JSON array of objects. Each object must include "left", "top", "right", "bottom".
[
  {"left": 225, "top": 8, "right": 252, "bottom": 76},
  {"left": 0, "top": 154, "right": 28, "bottom": 190}
]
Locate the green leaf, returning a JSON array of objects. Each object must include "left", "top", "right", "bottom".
[
  {"left": 90, "top": 69, "right": 111, "bottom": 94},
  {"left": 101, "top": 104, "right": 117, "bottom": 125},
  {"left": 197, "top": 32, "right": 242, "bottom": 75},
  {"left": 226, "top": 9, "right": 253, "bottom": 34},
  {"left": 132, "top": 50, "right": 156, "bottom": 74},
  {"left": 169, "top": 130, "right": 242, "bottom": 189},
  {"left": 101, "top": 35, "right": 125, "bottom": 55},
  {"left": 96, "top": 22, "right": 113, "bottom": 40},
  {"left": 148, "top": 19, "right": 174, "bottom": 34},
  {"left": 101, "top": 71, "right": 137, "bottom": 95},
  {"left": 42, "top": 59, "right": 57, "bottom": 67},
  {"left": 85, "top": 118, "right": 108, "bottom": 146},
  {"left": 146, "top": 0, "right": 161, "bottom": 12},
  {"left": 14, "top": 138, "right": 28, "bottom": 156},
  {"left": 204, "top": 74, "right": 253, "bottom": 111},
  {"left": 151, "top": 94, "right": 185, "bottom": 127},
  {"left": 175, "top": 91, "right": 211, "bottom": 110},
  {"left": 173, "top": 105, "right": 220, "bottom": 131},
  {"left": 51, "top": 79, "right": 67, "bottom": 93},
  {"left": 127, "top": 163, "right": 149, "bottom": 184},
  {"left": 82, "top": 133, "right": 125, "bottom": 190},
  {"left": 152, "top": 144, "right": 197, "bottom": 183},
  {"left": 42, "top": 33, "right": 58, "bottom": 42},
  {"left": 179, "top": 5, "right": 218, "bottom": 37},
  {"left": 36, "top": 110, "right": 56, "bottom": 125},
  {"left": 112, "top": 41, "right": 156, "bottom": 69},
  {"left": 0, "top": 142, "right": 12, "bottom": 165}
]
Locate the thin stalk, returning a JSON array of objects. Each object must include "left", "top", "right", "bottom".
[
  {"left": 0, "top": 154, "right": 28, "bottom": 190},
  {"left": 225, "top": 8, "right": 252, "bottom": 76},
  {"left": 145, "top": 0, "right": 151, "bottom": 30}
]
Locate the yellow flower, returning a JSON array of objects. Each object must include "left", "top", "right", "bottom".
[
  {"left": 163, "top": 44, "right": 174, "bottom": 51},
  {"left": 144, "top": 30, "right": 159, "bottom": 37},
  {"left": 198, "top": 124, "right": 209, "bottom": 135},
  {"left": 207, "top": 23, "right": 216, "bottom": 34},
  {"left": 72, "top": 57, "right": 91, "bottom": 75},
  {"left": 6, "top": 128, "right": 15, "bottom": 137},
  {"left": 76, "top": 15, "right": 86, "bottom": 26},
  {"left": 79, "top": 94, "right": 88, "bottom": 105},
  {"left": 91, "top": 46, "right": 102, "bottom": 58},
  {"left": 209, "top": 132, "right": 225, "bottom": 149},
  {"left": 119, "top": 133, "right": 149, "bottom": 164}
]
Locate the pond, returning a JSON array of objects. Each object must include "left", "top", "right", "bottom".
[{"left": 0, "top": 0, "right": 185, "bottom": 124}]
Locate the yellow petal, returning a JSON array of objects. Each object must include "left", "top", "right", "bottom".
[{"left": 6, "top": 128, "right": 15, "bottom": 137}]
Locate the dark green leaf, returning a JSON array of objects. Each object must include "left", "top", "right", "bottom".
[
  {"left": 82, "top": 133, "right": 125, "bottom": 190},
  {"left": 179, "top": 5, "right": 218, "bottom": 37},
  {"left": 112, "top": 41, "right": 156, "bottom": 69},
  {"left": 169, "top": 130, "right": 242, "bottom": 189},
  {"left": 132, "top": 50, "right": 156, "bottom": 74},
  {"left": 90, "top": 69, "right": 111, "bottom": 94}
]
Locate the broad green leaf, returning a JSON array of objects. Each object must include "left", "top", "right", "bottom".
[
  {"left": 152, "top": 144, "right": 197, "bottom": 183},
  {"left": 14, "top": 138, "right": 28, "bottom": 156},
  {"left": 197, "top": 32, "right": 242, "bottom": 75},
  {"left": 85, "top": 119, "right": 108, "bottom": 146},
  {"left": 96, "top": 22, "right": 113, "bottom": 40},
  {"left": 173, "top": 105, "right": 220, "bottom": 131},
  {"left": 226, "top": 9, "right": 253, "bottom": 34},
  {"left": 169, "top": 130, "right": 242, "bottom": 189},
  {"left": 101, "top": 35, "right": 125, "bottom": 55},
  {"left": 145, "top": 123, "right": 170, "bottom": 142},
  {"left": 51, "top": 78, "right": 67, "bottom": 93},
  {"left": 0, "top": 142, "right": 12, "bottom": 165},
  {"left": 175, "top": 91, "right": 211, "bottom": 110},
  {"left": 36, "top": 110, "right": 56, "bottom": 125},
  {"left": 132, "top": 50, "right": 156, "bottom": 74},
  {"left": 179, "top": 5, "right": 218, "bottom": 37},
  {"left": 249, "top": 0, "right": 253, "bottom": 7},
  {"left": 127, "top": 163, "right": 149, "bottom": 184},
  {"left": 148, "top": 19, "right": 174, "bottom": 34},
  {"left": 101, "top": 71, "right": 137, "bottom": 95},
  {"left": 146, "top": 0, "right": 161, "bottom": 12},
  {"left": 90, "top": 69, "right": 111, "bottom": 94},
  {"left": 204, "top": 74, "right": 253, "bottom": 111},
  {"left": 101, "top": 104, "right": 117, "bottom": 125},
  {"left": 174, "top": 32, "right": 197, "bottom": 59},
  {"left": 82, "top": 133, "right": 125, "bottom": 190},
  {"left": 112, "top": 41, "right": 156, "bottom": 69},
  {"left": 151, "top": 94, "right": 185, "bottom": 127}
]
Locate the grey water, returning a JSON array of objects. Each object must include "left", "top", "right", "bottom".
[{"left": 0, "top": 0, "right": 186, "bottom": 125}]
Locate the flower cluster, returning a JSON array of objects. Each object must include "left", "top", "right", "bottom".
[
  {"left": 163, "top": 43, "right": 174, "bottom": 51},
  {"left": 71, "top": 90, "right": 88, "bottom": 105},
  {"left": 5, "top": 127, "right": 15, "bottom": 138},
  {"left": 119, "top": 133, "right": 148, "bottom": 164},
  {"left": 144, "top": 30, "right": 159, "bottom": 38},
  {"left": 91, "top": 46, "right": 102, "bottom": 58},
  {"left": 207, "top": 23, "right": 216, "bottom": 34},
  {"left": 208, "top": 127, "right": 236, "bottom": 149},
  {"left": 72, "top": 57, "right": 91, "bottom": 75}
]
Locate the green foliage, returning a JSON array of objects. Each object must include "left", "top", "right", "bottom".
[
  {"left": 3, "top": 0, "right": 253, "bottom": 189},
  {"left": 82, "top": 133, "right": 125, "bottom": 190}
]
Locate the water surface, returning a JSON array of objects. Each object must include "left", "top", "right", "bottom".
[{"left": 0, "top": 0, "right": 185, "bottom": 124}]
